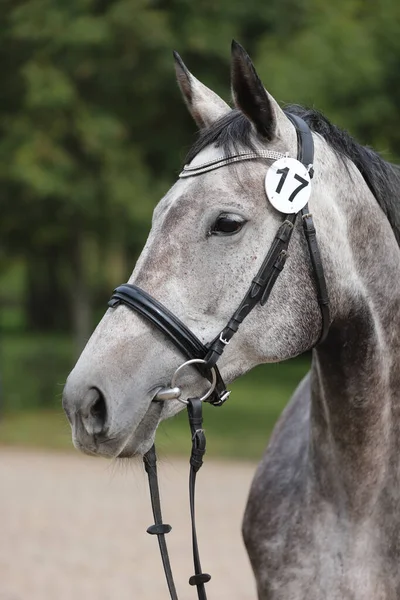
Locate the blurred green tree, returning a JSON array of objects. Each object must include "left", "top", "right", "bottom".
[
  {"left": 254, "top": 0, "right": 400, "bottom": 157},
  {"left": 0, "top": 0, "right": 399, "bottom": 353}
]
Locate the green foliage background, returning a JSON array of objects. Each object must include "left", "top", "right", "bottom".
[{"left": 0, "top": 0, "right": 399, "bottom": 456}]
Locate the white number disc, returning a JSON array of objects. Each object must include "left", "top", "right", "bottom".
[{"left": 265, "top": 157, "right": 311, "bottom": 214}]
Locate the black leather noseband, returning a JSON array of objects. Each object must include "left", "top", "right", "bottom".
[
  {"left": 108, "top": 284, "right": 229, "bottom": 405},
  {"left": 107, "top": 113, "right": 330, "bottom": 600}
]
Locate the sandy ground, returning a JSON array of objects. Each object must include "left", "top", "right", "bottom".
[{"left": 0, "top": 448, "right": 258, "bottom": 600}]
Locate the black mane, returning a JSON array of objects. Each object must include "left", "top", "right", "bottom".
[{"left": 185, "top": 106, "right": 400, "bottom": 245}]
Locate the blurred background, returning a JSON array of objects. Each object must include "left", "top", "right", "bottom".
[
  {"left": 1, "top": 2, "right": 400, "bottom": 599},
  {"left": 1, "top": 0, "right": 400, "bottom": 460}
]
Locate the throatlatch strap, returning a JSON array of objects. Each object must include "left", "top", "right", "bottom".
[
  {"left": 143, "top": 446, "right": 178, "bottom": 600},
  {"left": 301, "top": 206, "right": 330, "bottom": 343}
]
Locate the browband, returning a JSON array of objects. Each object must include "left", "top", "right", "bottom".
[{"left": 179, "top": 150, "right": 286, "bottom": 178}]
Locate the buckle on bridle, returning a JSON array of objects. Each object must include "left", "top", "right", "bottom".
[
  {"left": 211, "top": 390, "right": 231, "bottom": 406},
  {"left": 219, "top": 332, "right": 230, "bottom": 345}
]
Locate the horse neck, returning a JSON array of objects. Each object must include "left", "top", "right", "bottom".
[{"left": 309, "top": 160, "right": 400, "bottom": 518}]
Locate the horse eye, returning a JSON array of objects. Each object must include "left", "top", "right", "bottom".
[{"left": 211, "top": 214, "right": 246, "bottom": 236}]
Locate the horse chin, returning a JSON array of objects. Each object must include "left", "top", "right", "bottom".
[
  {"left": 117, "top": 439, "right": 154, "bottom": 458},
  {"left": 116, "top": 430, "right": 156, "bottom": 458}
]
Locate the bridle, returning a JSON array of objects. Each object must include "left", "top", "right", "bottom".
[
  {"left": 108, "top": 114, "right": 329, "bottom": 598},
  {"left": 107, "top": 113, "right": 330, "bottom": 599}
]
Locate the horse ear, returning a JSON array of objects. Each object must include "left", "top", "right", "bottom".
[
  {"left": 173, "top": 51, "right": 230, "bottom": 129},
  {"left": 231, "top": 40, "right": 285, "bottom": 140}
]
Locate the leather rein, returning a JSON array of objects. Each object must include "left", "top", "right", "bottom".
[{"left": 107, "top": 113, "right": 330, "bottom": 599}]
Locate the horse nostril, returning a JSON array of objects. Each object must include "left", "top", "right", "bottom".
[
  {"left": 81, "top": 388, "right": 108, "bottom": 436},
  {"left": 90, "top": 392, "right": 107, "bottom": 421}
]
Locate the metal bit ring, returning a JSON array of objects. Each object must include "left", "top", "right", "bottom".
[{"left": 171, "top": 359, "right": 217, "bottom": 404}]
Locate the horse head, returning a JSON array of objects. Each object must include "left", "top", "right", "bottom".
[{"left": 63, "top": 42, "right": 345, "bottom": 458}]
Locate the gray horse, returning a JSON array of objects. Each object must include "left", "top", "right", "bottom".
[{"left": 63, "top": 42, "right": 400, "bottom": 599}]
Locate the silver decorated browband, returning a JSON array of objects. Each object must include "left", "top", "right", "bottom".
[{"left": 179, "top": 150, "right": 287, "bottom": 178}]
